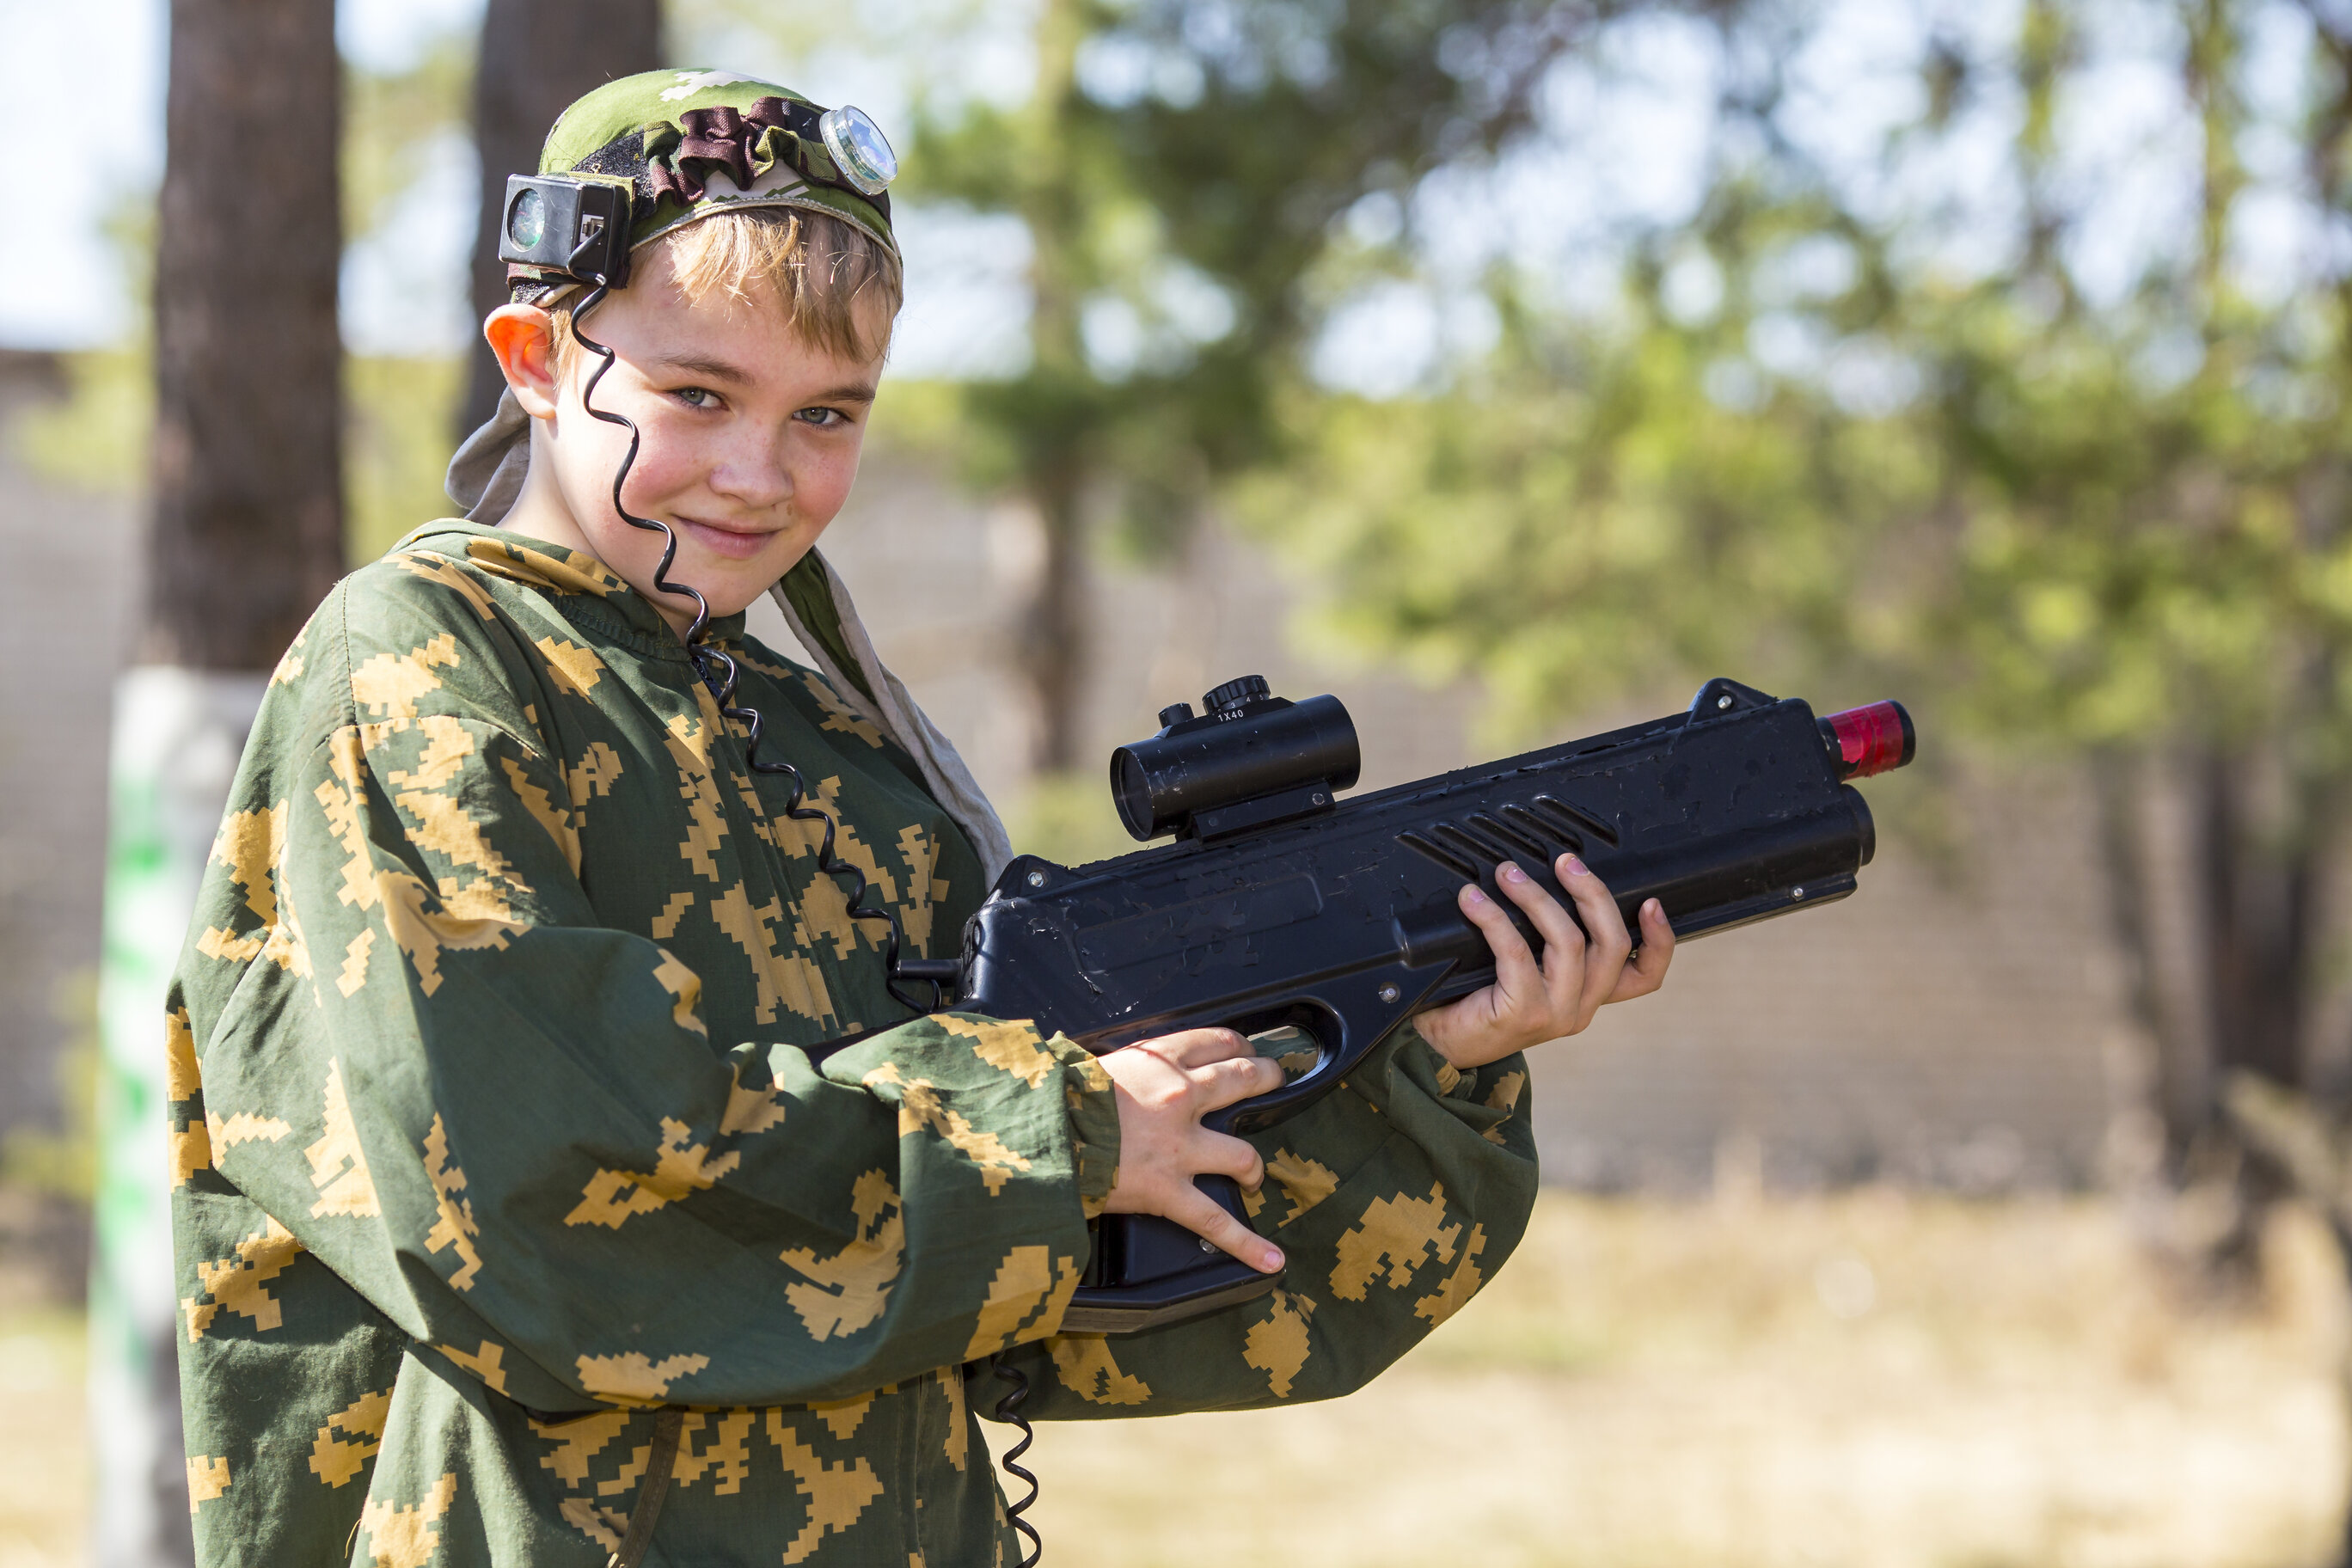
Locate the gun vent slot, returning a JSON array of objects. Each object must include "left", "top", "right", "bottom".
[
  {"left": 1500, "top": 803, "right": 1579, "bottom": 854},
  {"left": 1531, "top": 793, "right": 1619, "bottom": 848},
  {"left": 1397, "top": 830, "right": 1479, "bottom": 880},
  {"left": 1434, "top": 819, "right": 1516, "bottom": 868},
  {"left": 1470, "top": 811, "right": 1553, "bottom": 865}
]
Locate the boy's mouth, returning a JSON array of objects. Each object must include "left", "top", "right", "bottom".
[{"left": 675, "top": 516, "right": 783, "bottom": 562}]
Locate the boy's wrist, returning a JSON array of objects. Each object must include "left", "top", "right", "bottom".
[{"left": 1399, "top": 1015, "right": 1484, "bottom": 1100}]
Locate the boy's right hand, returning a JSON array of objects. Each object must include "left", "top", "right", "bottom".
[{"left": 1097, "top": 1028, "right": 1286, "bottom": 1274}]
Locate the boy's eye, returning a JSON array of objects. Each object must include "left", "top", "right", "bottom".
[
  {"left": 796, "top": 407, "right": 848, "bottom": 427},
  {"left": 675, "top": 386, "right": 717, "bottom": 408}
]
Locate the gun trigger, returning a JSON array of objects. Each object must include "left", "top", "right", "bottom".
[{"left": 1204, "top": 963, "right": 1441, "bottom": 1139}]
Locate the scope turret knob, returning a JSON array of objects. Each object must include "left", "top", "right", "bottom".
[
  {"left": 1204, "top": 676, "right": 1271, "bottom": 714},
  {"left": 1158, "top": 702, "right": 1195, "bottom": 728}
]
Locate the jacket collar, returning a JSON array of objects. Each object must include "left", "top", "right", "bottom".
[{"left": 390, "top": 521, "right": 751, "bottom": 658}]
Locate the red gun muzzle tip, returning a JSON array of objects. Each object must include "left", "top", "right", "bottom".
[{"left": 1822, "top": 701, "right": 1915, "bottom": 780}]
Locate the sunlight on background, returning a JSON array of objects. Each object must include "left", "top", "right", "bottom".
[
  {"left": 9, "top": 0, "right": 2308, "bottom": 380},
  {"left": 9, "top": 0, "right": 2352, "bottom": 1563}
]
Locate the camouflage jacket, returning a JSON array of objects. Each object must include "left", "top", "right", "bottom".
[{"left": 168, "top": 521, "right": 1540, "bottom": 1566}]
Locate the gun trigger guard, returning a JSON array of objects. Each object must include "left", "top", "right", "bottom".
[{"left": 1201, "top": 963, "right": 1445, "bottom": 1139}]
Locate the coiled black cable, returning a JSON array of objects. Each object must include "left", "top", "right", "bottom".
[
  {"left": 567, "top": 280, "right": 939, "bottom": 1015},
  {"left": 988, "top": 1351, "right": 1044, "bottom": 1566},
  {"left": 561, "top": 248, "right": 1014, "bottom": 1540}
]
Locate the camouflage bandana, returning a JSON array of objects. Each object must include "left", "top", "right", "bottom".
[{"left": 509, "top": 68, "right": 898, "bottom": 302}]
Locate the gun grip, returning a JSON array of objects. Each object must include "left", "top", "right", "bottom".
[{"left": 1060, "top": 1175, "right": 1283, "bottom": 1334}]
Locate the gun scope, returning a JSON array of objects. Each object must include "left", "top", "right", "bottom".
[{"left": 1111, "top": 677, "right": 1361, "bottom": 842}]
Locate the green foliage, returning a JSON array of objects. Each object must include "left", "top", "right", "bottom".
[
  {"left": 348, "top": 355, "right": 469, "bottom": 564},
  {"left": 1008, "top": 769, "right": 1139, "bottom": 867},
  {"left": 1240, "top": 0, "right": 2352, "bottom": 786},
  {"left": 1236, "top": 312, "right": 1941, "bottom": 741},
  {"left": 10, "top": 350, "right": 150, "bottom": 497},
  {"left": 901, "top": 0, "right": 1592, "bottom": 556},
  {"left": 863, "top": 377, "right": 981, "bottom": 465},
  {"left": 1916, "top": 284, "right": 2352, "bottom": 761},
  {"left": 15, "top": 349, "right": 469, "bottom": 567}
]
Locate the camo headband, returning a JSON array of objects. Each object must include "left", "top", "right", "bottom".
[{"left": 507, "top": 68, "right": 897, "bottom": 303}]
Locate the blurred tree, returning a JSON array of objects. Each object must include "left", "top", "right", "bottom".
[
  {"left": 457, "top": 0, "right": 663, "bottom": 436},
  {"left": 148, "top": 0, "right": 346, "bottom": 665},
  {"left": 898, "top": 0, "right": 1607, "bottom": 771},
  {"left": 1241, "top": 0, "right": 2352, "bottom": 1282}
]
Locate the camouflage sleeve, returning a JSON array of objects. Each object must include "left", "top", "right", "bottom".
[
  {"left": 978, "top": 1020, "right": 1537, "bottom": 1418},
  {"left": 176, "top": 696, "right": 1120, "bottom": 1418}
]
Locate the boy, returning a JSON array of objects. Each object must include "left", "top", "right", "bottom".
[{"left": 168, "top": 70, "right": 1673, "bottom": 1566}]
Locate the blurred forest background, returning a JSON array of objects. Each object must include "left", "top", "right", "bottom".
[{"left": 9, "top": 0, "right": 2352, "bottom": 1563}]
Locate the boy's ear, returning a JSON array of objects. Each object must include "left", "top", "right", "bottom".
[{"left": 486, "top": 305, "right": 560, "bottom": 420}]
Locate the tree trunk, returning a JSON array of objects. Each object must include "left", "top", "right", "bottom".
[
  {"left": 2093, "top": 741, "right": 2326, "bottom": 1295},
  {"left": 457, "top": 0, "right": 662, "bottom": 438},
  {"left": 1019, "top": 457, "right": 1089, "bottom": 773},
  {"left": 1011, "top": 0, "right": 1093, "bottom": 775},
  {"left": 145, "top": 0, "right": 346, "bottom": 668},
  {"left": 2197, "top": 748, "right": 2313, "bottom": 1093},
  {"left": 2219, "top": 1073, "right": 2352, "bottom": 1568},
  {"left": 2182, "top": 747, "right": 2311, "bottom": 1282}
]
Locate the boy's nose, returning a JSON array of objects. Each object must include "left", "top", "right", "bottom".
[{"left": 704, "top": 438, "right": 795, "bottom": 510}]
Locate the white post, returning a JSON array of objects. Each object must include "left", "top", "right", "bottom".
[{"left": 89, "top": 666, "right": 266, "bottom": 1568}]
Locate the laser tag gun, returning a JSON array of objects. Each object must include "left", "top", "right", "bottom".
[{"left": 897, "top": 676, "right": 1914, "bottom": 1332}]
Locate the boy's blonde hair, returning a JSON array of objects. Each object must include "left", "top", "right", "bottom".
[{"left": 550, "top": 205, "right": 901, "bottom": 377}]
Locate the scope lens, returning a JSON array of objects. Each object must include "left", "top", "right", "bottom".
[
  {"left": 507, "top": 187, "right": 547, "bottom": 250},
  {"left": 1112, "top": 750, "right": 1157, "bottom": 840}
]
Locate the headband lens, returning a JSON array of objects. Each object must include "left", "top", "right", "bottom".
[
  {"left": 497, "top": 175, "right": 634, "bottom": 287},
  {"left": 507, "top": 187, "right": 547, "bottom": 249},
  {"left": 820, "top": 105, "right": 898, "bottom": 196}
]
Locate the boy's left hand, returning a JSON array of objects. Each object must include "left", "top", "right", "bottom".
[{"left": 1412, "top": 854, "right": 1675, "bottom": 1070}]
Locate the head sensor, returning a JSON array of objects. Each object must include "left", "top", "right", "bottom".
[{"left": 819, "top": 106, "right": 898, "bottom": 196}]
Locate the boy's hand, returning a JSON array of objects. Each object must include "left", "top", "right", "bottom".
[
  {"left": 1099, "top": 1029, "right": 1286, "bottom": 1274},
  {"left": 1412, "top": 854, "right": 1675, "bottom": 1071}
]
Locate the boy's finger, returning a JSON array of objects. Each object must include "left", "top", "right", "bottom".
[
  {"left": 1611, "top": 898, "right": 1677, "bottom": 1001},
  {"left": 1158, "top": 1027, "right": 1253, "bottom": 1069},
  {"left": 1498, "top": 859, "right": 1585, "bottom": 1015},
  {"left": 1460, "top": 876, "right": 1541, "bottom": 999},
  {"left": 1166, "top": 1185, "right": 1283, "bottom": 1274},
  {"left": 1194, "top": 1129, "right": 1267, "bottom": 1190},
  {"left": 1193, "top": 1053, "right": 1285, "bottom": 1112},
  {"left": 1556, "top": 855, "right": 1633, "bottom": 1032}
]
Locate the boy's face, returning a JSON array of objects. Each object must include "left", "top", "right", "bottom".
[{"left": 488, "top": 244, "right": 885, "bottom": 634}]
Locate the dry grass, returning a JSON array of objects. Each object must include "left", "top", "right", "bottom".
[
  {"left": 0, "top": 1308, "right": 84, "bottom": 1568},
  {"left": 2, "top": 1194, "right": 2340, "bottom": 1566},
  {"left": 988, "top": 1192, "right": 2351, "bottom": 1568}
]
